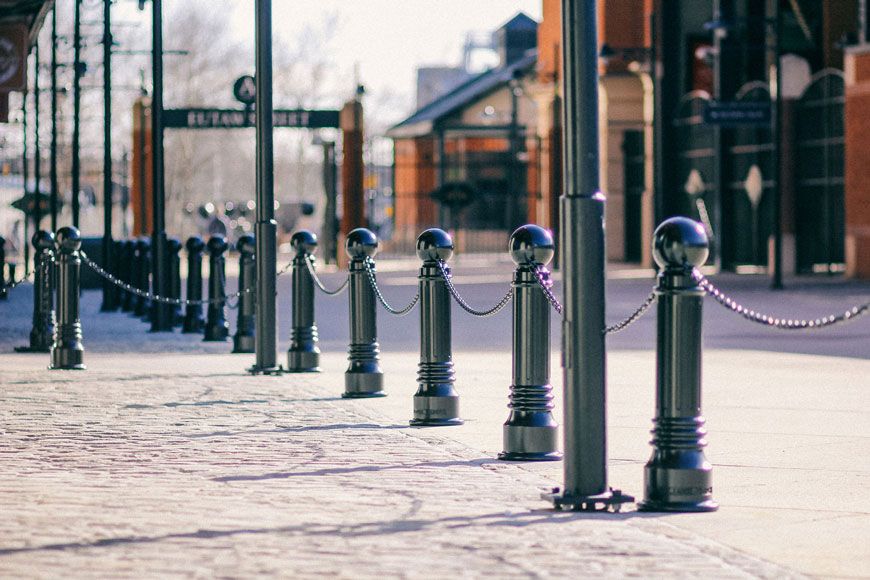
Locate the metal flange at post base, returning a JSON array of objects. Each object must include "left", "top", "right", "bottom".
[{"left": 541, "top": 487, "right": 635, "bottom": 512}]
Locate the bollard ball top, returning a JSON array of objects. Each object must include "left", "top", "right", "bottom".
[
  {"left": 416, "top": 228, "right": 454, "bottom": 262},
  {"left": 32, "top": 230, "right": 55, "bottom": 251},
  {"left": 509, "top": 225, "right": 554, "bottom": 266},
  {"left": 653, "top": 217, "right": 709, "bottom": 270},
  {"left": 291, "top": 230, "right": 318, "bottom": 256},
  {"left": 167, "top": 237, "right": 183, "bottom": 253},
  {"left": 346, "top": 228, "right": 378, "bottom": 260},
  {"left": 236, "top": 234, "right": 255, "bottom": 255},
  {"left": 136, "top": 237, "right": 150, "bottom": 249},
  {"left": 185, "top": 236, "right": 204, "bottom": 253},
  {"left": 55, "top": 226, "right": 82, "bottom": 252},
  {"left": 206, "top": 235, "right": 228, "bottom": 255}
]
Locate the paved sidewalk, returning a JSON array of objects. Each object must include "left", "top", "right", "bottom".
[
  {"left": 1, "top": 276, "right": 868, "bottom": 578},
  {"left": 1, "top": 352, "right": 805, "bottom": 579}
]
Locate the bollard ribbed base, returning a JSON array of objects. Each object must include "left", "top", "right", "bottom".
[
  {"left": 49, "top": 346, "right": 86, "bottom": 370},
  {"left": 639, "top": 416, "right": 718, "bottom": 512},
  {"left": 232, "top": 333, "right": 255, "bottom": 353},
  {"left": 203, "top": 323, "right": 229, "bottom": 342},
  {"left": 500, "top": 421, "right": 561, "bottom": 461},
  {"left": 410, "top": 383, "right": 462, "bottom": 426},
  {"left": 343, "top": 369, "right": 385, "bottom": 398},
  {"left": 287, "top": 348, "right": 321, "bottom": 373}
]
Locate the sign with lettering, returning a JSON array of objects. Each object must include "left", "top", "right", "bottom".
[
  {"left": 162, "top": 108, "right": 340, "bottom": 129},
  {"left": 233, "top": 75, "right": 256, "bottom": 105},
  {"left": 703, "top": 101, "right": 771, "bottom": 126}
]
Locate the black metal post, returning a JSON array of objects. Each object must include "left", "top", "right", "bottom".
[
  {"left": 544, "top": 0, "right": 633, "bottom": 511},
  {"left": 22, "top": 91, "right": 29, "bottom": 274},
  {"left": 411, "top": 228, "right": 461, "bottom": 427},
  {"left": 182, "top": 236, "right": 205, "bottom": 333},
  {"left": 72, "top": 0, "right": 81, "bottom": 229},
  {"left": 50, "top": 227, "right": 85, "bottom": 370},
  {"left": 344, "top": 228, "right": 385, "bottom": 398},
  {"left": 121, "top": 239, "right": 136, "bottom": 311},
  {"left": 639, "top": 217, "right": 717, "bottom": 512},
  {"left": 167, "top": 237, "right": 182, "bottom": 325},
  {"left": 134, "top": 238, "right": 150, "bottom": 319},
  {"left": 34, "top": 41, "right": 42, "bottom": 233},
  {"left": 232, "top": 234, "right": 256, "bottom": 353},
  {"left": 0, "top": 236, "right": 7, "bottom": 299},
  {"left": 50, "top": 5, "right": 58, "bottom": 232},
  {"left": 771, "top": 2, "right": 783, "bottom": 290},
  {"left": 286, "top": 231, "right": 320, "bottom": 372},
  {"left": 17, "top": 231, "right": 55, "bottom": 352},
  {"left": 100, "top": 0, "right": 117, "bottom": 311},
  {"left": 500, "top": 225, "right": 560, "bottom": 461},
  {"left": 203, "top": 235, "right": 229, "bottom": 341},
  {"left": 321, "top": 141, "right": 338, "bottom": 265},
  {"left": 252, "top": 0, "right": 279, "bottom": 372},
  {"left": 111, "top": 239, "right": 122, "bottom": 308},
  {"left": 150, "top": 0, "right": 171, "bottom": 331}
]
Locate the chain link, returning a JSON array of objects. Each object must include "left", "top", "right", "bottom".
[
  {"left": 2, "top": 269, "right": 35, "bottom": 292},
  {"left": 605, "top": 288, "right": 657, "bottom": 334},
  {"left": 530, "top": 262, "right": 563, "bottom": 314},
  {"left": 694, "top": 268, "right": 870, "bottom": 329},
  {"left": 304, "top": 257, "right": 349, "bottom": 296},
  {"left": 364, "top": 258, "right": 419, "bottom": 316},
  {"left": 81, "top": 251, "right": 248, "bottom": 306},
  {"left": 437, "top": 260, "right": 512, "bottom": 317}
]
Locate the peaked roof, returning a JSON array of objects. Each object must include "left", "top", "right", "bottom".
[
  {"left": 499, "top": 12, "right": 538, "bottom": 31},
  {"left": 387, "top": 50, "right": 537, "bottom": 139}
]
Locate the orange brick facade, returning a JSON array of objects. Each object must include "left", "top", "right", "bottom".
[{"left": 844, "top": 48, "right": 870, "bottom": 278}]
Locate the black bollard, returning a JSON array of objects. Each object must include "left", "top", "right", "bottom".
[
  {"left": 168, "top": 238, "right": 183, "bottom": 326},
  {"left": 134, "top": 238, "right": 151, "bottom": 319},
  {"left": 499, "top": 225, "right": 561, "bottom": 461},
  {"left": 182, "top": 236, "right": 206, "bottom": 333},
  {"left": 286, "top": 231, "right": 320, "bottom": 372},
  {"left": 0, "top": 235, "right": 6, "bottom": 299},
  {"left": 411, "top": 228, "right": 462, "bottom": 426},
  {"left": 638, "top": 217, "right": 717, "bottom": 512},
  {"left": 121, "top": 240, "right": 136, "bottom": 312},
  {"left": 109, "top": 239, "right": 123, "bottom": 310},
  {"left": 50, "top": 227, "right": 85, "bottom": 370},
  {"left": 18, "top": 231, "right": 56, "bottom": 353},
  {"left": 232, "top": 234, "right": 256, "bottom": 353},
  {"left": 203, "top": 235, "right": 230, "bottom": 341},
  {"left": 343, "top": 228, "right": 385, "bottom": 398}
]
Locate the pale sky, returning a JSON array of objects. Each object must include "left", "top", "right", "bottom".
[{"left": 229, "top": 1, "right": 544, "bottom": 127}]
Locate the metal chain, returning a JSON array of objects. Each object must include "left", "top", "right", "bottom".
[
  {"left": 304, "top": 257, "right": 349, "bottom": 296},
  {"left": 605, "top": 288, "right": 657, "bottom": 334},
  {"left": 81, "top": 251, "right": 248, "bottom": 306},
  {"left": 364, "top": 257, "right": 419, "bottom": 316},
  {"left": 437, "top": 260, "right": 512, "bottom": 317},
  {"left": 530, "top": 262, "right": 563, "bottom": 314},
  {"left": 694, "top": 268, "right": 870, "bottom": 329},
  {"left": 2, "top": 269, "right": 35, "bottom": 292}
]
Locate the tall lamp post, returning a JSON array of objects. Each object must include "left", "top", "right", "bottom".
[
  {"left": 72, "top": 0, "right": 81, "bottom": 228},
  {"left": 252, "top": 0, "right": 280, "bottom": 372},
  {"left": 150, "top": 0, "right": 171, "bottom": 330},
  {"left": 100, "top": 0, "right": 118, "bottom": 310},
  {"left": 544, "top": 0, "right": 633, "bottom": 511}
]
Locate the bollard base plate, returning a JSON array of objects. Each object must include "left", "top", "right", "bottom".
[
  {"left": 342, "top": 391, "right": 387, "bottom": 399},
  {"left": 542, "top": 487, "right": 635, "bottom": 512},
  {"left": 498, "top": 450, "right": 562, "bottom": 462},
  {"left": 247, "top": 365, "right": 285, "bottom": 376},
  {"left": 15, "top": 345, "right": 50, "bottom": 353},
  {"left": 409, "top": 417, "right": 464, "bottom": 427},
  {"left": 637, "top": 498, "right": 718, "bottom": 513}
]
